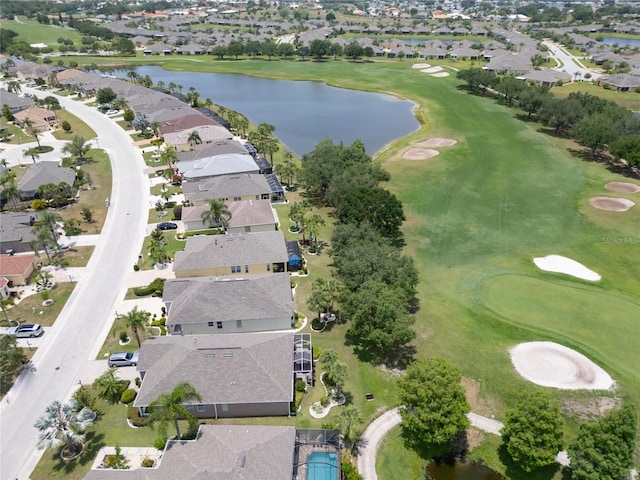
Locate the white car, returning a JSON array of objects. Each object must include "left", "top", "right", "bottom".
[
  {"left": 105, "top": 109, "right": 120, "bottom": 115},
  {"left": 9, "top": 323, "right": 44, "bottom": 338}
]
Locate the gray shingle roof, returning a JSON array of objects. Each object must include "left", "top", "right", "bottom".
[
  {"left": 179, "top": 153, "right": 260, "bottom": 180},
  {"left": 173, "top": 231, "right": 288, "bottom": 273},
  {"left": 163, "top": 273, "right": 293, "bottom": 325},
  {"left": 182, "top": 174, "right": 270, "bottom": 203},
  {"left": 134, "top": 332, "right": 293, "bottom": 407},
  {"left": 84, "top": 425, "right": 296, "bottom": 480},
  {"left": 17, "top": 161, "right": 76, "bottom": 198}
]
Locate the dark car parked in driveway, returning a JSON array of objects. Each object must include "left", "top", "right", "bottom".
[
  {"left": 9, "top": 324, "right": 44, "bottom": 338},
  {"left": 157, "top": 222, "right": 178, "bottom": 230}
]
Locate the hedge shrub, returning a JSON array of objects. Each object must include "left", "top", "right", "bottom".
[
  {"left": 120, "top": 388, "right": 137, "bottom": 404},
  {"left": 133, "top": 277, "right": 165, "bottom": 296}
]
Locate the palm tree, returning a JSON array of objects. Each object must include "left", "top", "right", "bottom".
[
  {"left": 23, "top": 148, "right": 39, "bottom": 164},
  {"left": 305, "top": 213, "right": 325, "bottom": 250},
  {"left": 161, "top": 147, "right": 177, "bottom": 168},
  {"left": 319, "top": 349, "right": 347, "bottom": 399},
  {"left": 168, "top": 81, "right": 177, "bottom": 92},
  {"left": 32, "top": 225, "right": 57, "bottom": 262},
  {"left": 177, "top": 84, "right": 183, "bottom": 93},
  {"left": 204, "top": 97, "right": 213, "bottom": 109},
  {"left": 123, "top": 306, "right": 149, "bottom": 348},
  {"left": 127, "top": 70, "right": 139, "bottom": 84},
  {"left": 47, "top": 72, "right": 60, "bottom": 88},
  {"left": 39, "top": 210, "right": 62, "bottom": 241},
  {"left": 148, "top": 382, "right": 202, "bottom": 440},
  {"left": 338, "top": 405, "right": 362, "bottom": 447},
  {"left": 61, "top": 135, "right": 90, "bottom": 163},
  {"left": 7, "top": 80, "right": 21, "bottom": 94},
  {"left": 201, "top": 199, "right": 231, "bottom": 229},
  {"left": 93, "top": 368, "right": 125, "bottom": 404},
  {"left": 22, "top": 118, "right": 42, "bottom": 149},
  {"left": 34, "top": 399, "right": 95, "bottom": 458},
  {"left": 157, "top": 80, "right": 165, "bottom": 89},
  {"left": 112, "top": 97, "right": 128, "bottom": 111},
  {"left": 2, "top": 184, "right": 21, "bottom": 210},
  {"left": 187, "top": 130, "right": 202, "bottom": 149},
  {"left": 237, "top": 116, "right": 249, "bottom": 137},
  {"left": 278, "top": 158, "right": 298, "bottom": 187}
]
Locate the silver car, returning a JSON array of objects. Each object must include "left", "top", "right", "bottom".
[
  {"left": 108, "top": 351, "right": 139, "bottom": 367},
  {"left": 9, "top": 324, "right": 44, "bottom": 338}
]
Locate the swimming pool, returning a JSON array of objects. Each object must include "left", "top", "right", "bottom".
[{"left": 306, "top": 451, "right": 338, "bottom": 480}]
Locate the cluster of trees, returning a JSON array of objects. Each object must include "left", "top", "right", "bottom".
[
  {"left": 499, "top": 391, "right": 637, "bottom": 478},
  {"left": 457, "top": 69, "right": 640, "bottom": 168},
  {"left": 299, "top": 138, "right": 418, "bottom": 365}
]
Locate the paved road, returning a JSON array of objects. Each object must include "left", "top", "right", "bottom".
[
  {"left": 0, "top": 88, "right": 149, "bottom": 480},
  {"left": 542, "top": 40, "right": 603, "bottom": 81}
]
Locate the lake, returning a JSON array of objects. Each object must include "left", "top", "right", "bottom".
[
  {"left": 116, "top": 66, "right": 420, "bottom": 157},
  {"left": 602, "top": 37, "right": 640, "bottom": 48},
  {"left": 427, "top": 460, "right": 505, "bottom": 480}
]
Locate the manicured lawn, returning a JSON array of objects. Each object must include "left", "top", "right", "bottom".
[
  {"left": 3, "top": 283, "right": 75, "bottom": 328},
  {"left": 57, "top": 148, "right": 111, "bottom": 233},
  {"left": 149, "top": 183, "right": 181, "bottom": 197},
  {"left": 0, "top": 17, "right": 84, "bottom": 50},
  {"left": 0, "top": 118, "right": 33, "bottom": 144},
  {"left": 138, "top": 232, "right": 187, "bottom": 270},
  {"left": 550, "top": 81, "right": 640, "bottom": 110},
  {"left": 52, "top": 110, "right": 97, "bottom": 140},
  {"left": 97, "top": 315, "right": 153, "bottom": 359}
]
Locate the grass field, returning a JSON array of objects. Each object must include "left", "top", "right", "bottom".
[
  {"left": 52, "top": 109, "right": 97, "bottom": 140},
  {"left": 28, "top": 55, "right": 640, "bottom": 477},
  {"left": 0, "top": 17, "right": 84, "bottom": 50}
]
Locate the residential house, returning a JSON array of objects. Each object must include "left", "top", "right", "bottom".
[
  {"left": 182, "top": 173, "right": 271, "bottom": 205},
  {"left": 0, "top": 89, "right": 34, "bottom": 114},
  {"left": 419, "top": 42, "right": 448, "bottom": 59},
  {"left": 145, "top": 106, "right": 197, "bottom": 124},
  {"left": 601, "top": 73, "right": 640, "bottom": 92},
  {"left": 163, "top": 273, "right": 294, "bottom": 335},
  {"left": 178, "top": 153, "right": 260, "bottom": 181},
  {"left": 14, "top": 107, "right": 58, "bottom": 132},
  {"left": 173, "top": 230, "right": 289, "bottom": 278},
  {"left": 175, "top": 43, "right": 208, "bottom": 55},
  {"left": 177, "top": 139, "right": 248, "bottom": 163},
  {"left": 17, "top": 161, "right": 76, "bottom": 200},
  {"left": 163, "top": 125, "right": 233, "bottom": 151},
  {"left": 84, "top": 425, "right": 297, "bottom": 480},
  {"left": 133, "top": 332, "right": 294, "bottom": 418},
  {"left": 157, "top": 113, "right": 221, "bottom": 135},
  {"left": 0, "top": 213, "right": 40, "bottom": 254},
  {"left": 0, "top": 253, "right": 36, "bottom": 285},
  {"left": 484, "top": 53, "right": 532, "bottom": 74},
  {"left": 183, "top": 199, "right": 277, "bottom": 234},
  {"left": 142, "top": 42, "right": 174, "bottom": 55},
  {"left": 518, "top": 69, "right": 571, "bottom": 88}
]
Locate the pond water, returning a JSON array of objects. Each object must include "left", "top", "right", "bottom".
[
  {"left": 116, "top": 66, "right": 420, "bottom": 156},
  {"left": 602, "top": 37, "right": 640, "bottom": 48},
  {"left": 427, "top": 460, "right": 505, "bottom": 480}
]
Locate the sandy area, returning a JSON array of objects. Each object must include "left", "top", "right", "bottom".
[
  {"left": 510, "top": 342, "right": 614, "bottom": 390},
  {"left": 421, "top": 66, "right": 443, "bottom": 73},
  {"left": 430, "top": 72, "right": 450, "bottom": 77},
  {"left": 402, "top": 148, "right": 439, "bottom": 160},
  {"left": 589, "top": 196, "right": 635, "bottom": 212},
  {"left": 415, "top": 138, "right": 458, "bottom": 148},
  {"left": 412, "top": 63, "right": 431, "bottom": 69},
  {"left": 533, "top": 255, "right": 601, "bottom": 281},
  {"left": 605, "top": 182, "right": 640, "bottom": 194}
]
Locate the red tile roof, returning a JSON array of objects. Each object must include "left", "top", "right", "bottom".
[{"left": 0, "top": 254, "right": 36, "bottom": 276}]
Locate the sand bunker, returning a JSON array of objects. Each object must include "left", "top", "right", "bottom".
[
  {"left": 589, "top": 196, "right": 635, "bottom": 212},
  {"left": 605, "top": 182, "right": 640, "bottom": 194},
  {"left": 402, "top": 148, "right": 440, "bottom": 160},
  {"left": 430, "top": 72, "right": 450, "bottom": 77},
  {"left": 533, "top": 255, "right": 601, "bottom": 281},
  {"left": 412, "top": 63, "right": 431, "bottom": 69},
  {"left": 415, "top": 138, "right": 458, "bottom": 148},
  {"left": 510, "top": 342, "right": 614, "bottom": 390},
  {"left": 421, "top": 66, "right": 443, "bottom": 73}
]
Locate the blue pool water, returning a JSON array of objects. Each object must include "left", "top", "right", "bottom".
[{"left": 307, "top": 451, "right": 338, "bottom": 480}]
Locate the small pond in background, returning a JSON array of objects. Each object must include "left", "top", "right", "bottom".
[{"left": 427, "top": 460, "right": 505, "bottom": 480}]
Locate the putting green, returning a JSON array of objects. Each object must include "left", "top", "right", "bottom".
[{"left": 478, "top": 273, "right": 640, "bottom": 386}]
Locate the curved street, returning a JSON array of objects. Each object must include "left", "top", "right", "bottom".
[
  {"left": 543, "top": 40, "right": 603, "bottom": 82},
  {"left": 0, "top": 87, "right": 149, "bottom": 480}
]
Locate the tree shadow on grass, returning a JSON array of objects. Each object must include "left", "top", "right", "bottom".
[
  {"left": 49, "top": 431, "right": 105, "bottom": 476},
  {"left": 497, "top": 441, "right": 561, "bottom": 480}
]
